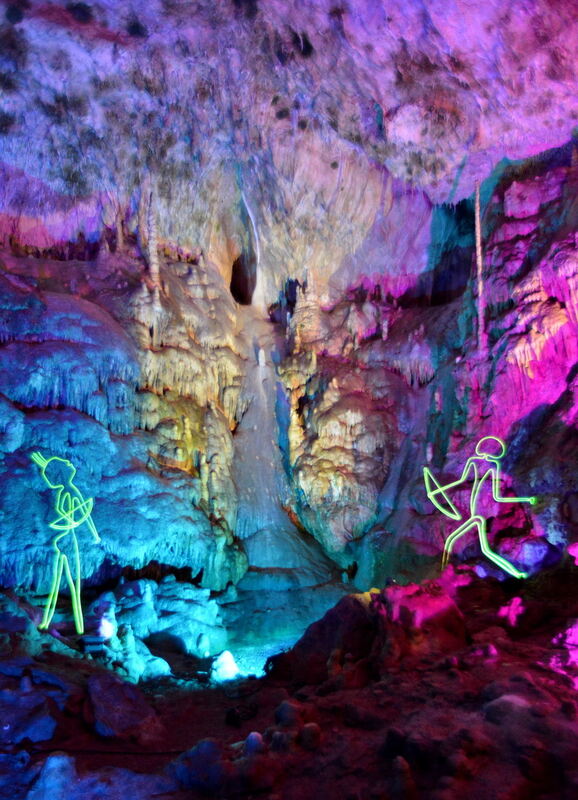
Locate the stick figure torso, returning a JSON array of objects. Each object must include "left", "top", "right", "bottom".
[{"left": 463, "top": 456, "right": 498, "bottom": 517}]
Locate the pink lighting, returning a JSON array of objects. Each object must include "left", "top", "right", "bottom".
[{"left": 497, "top": 596, "right": 525, "bottom": 627}]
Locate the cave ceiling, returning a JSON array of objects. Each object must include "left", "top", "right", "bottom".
[{"left": 0, "top": 0, "right": 576, "bottom": 299}]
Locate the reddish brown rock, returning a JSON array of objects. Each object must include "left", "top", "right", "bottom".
[
  {"left": 266, "top": 591, "right": 377, "bottom": 684},
  {"left": 87, "top": 672, "right": 163, "bottom": 745}
]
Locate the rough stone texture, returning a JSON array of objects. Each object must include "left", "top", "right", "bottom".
[
  {"left": 279, "top": 144, "right": 578, "bottom": 584},
  {"left": 0, "top": 0, "right": 577, "bottom": 674},
  {"left": 0, "top": 1, "right": 577, "bottom": 795},
  {"left": 266, "top": 590, "right": 378, "bottom": 685},
  {"left": 3, "top": 567, "right": 578, "bottom": 799},
  {"left": 24, "top": 753, "right": 176, "bottom": 800},
  {"left": 168, "top": 738, "right": 224, "bottom": 792},
  {"left": 87, "top": 672, "right": 163, "bottom": 744},
  {"left": 0, "top": 252, "right": 247, "bottom": 593},
  {"left": 91, "top": 575, "right": 228, "bottom": 658},
  {"left": 0, "top": 682, "right": 57, "bottom": 744},
  {"left": 0, "top": 1, "right": 576, "bottom": 256},
  {"left": 0, "top": 652, "right": 78, "bottom": 747}
]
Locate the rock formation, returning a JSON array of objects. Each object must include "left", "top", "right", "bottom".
[
  {"left": 0, "top": 0, "right": 576, "bottom": 646},
  {"left": 0, "top": 0, "right": 577, "bottom": 793}
]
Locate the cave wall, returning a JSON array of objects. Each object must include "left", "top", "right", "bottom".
[
  {"left": 280, "top": 144, "right": 578, "bottom": 586},
  {"left": 0, "top": 0, "right": 577, "bottom": 603}
]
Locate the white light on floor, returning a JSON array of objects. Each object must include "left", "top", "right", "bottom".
[{"left": 211, "top": 650, "right": 240, "bottom": 682}]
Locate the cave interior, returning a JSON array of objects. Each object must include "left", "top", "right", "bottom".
[{"left": 1, "top": 1, "right": 578, "bottom": 798}]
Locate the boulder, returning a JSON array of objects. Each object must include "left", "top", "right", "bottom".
[
  {"left": 25, "top": 754, "right": 76, "bottom": 800},
  {"left": 168, "top": 738, "right": 226, "bottom": 793},
  {"left": 266, "top": 591, "right": 377, "bottom": 684},
  {"left": 87, "top": 672, "right": 163, "bottom": 744},
  {"left": 0, "top": 687, "right": 56, "bottom": 744},
  {"left": 371, "top": 581, "right": 468, "bottom": 667}
]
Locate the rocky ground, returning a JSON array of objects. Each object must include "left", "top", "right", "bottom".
[{"left": 3, "top": 561, "right": 578, "bottom": 800}]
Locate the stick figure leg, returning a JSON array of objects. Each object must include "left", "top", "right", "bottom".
[
  {"left": 478, "top": 517, "right": 528, "bottom": 579},
  {"left": 72, "top": 533, "right": 84, "bottom": 634},
  {"left": 40, "top": 553, "right": 64, "bottom": 630},
  {"left": 62, "top": 553, "right": 84, "bottom": 634},
  {"left": 442, "top": 517, "right": 479, "bottom": 569}
]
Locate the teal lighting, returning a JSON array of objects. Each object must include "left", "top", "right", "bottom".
[{"left": 211, "top": 650, "right": 241, "bottom": 682}]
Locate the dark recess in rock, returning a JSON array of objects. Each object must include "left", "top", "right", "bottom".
[
  {"left": 0, "top": 110, "right": 15, "bottom": 134},
  {"left": 127, "top": 17, "right": 148, "bottom": 38},
  {"left": 233, "top": 0, "right": 258, "bottom": 19},
  {"left": 230, "top": 252, "right": 256, "bottom": 305},
  {"left": 5, "top": 5, "right": 24, "bottom": 24},
  {"left": 291, "top": 30, "right": 314, "bottom": 57},
  {"left": 0, "top": 25, "right": 28, "bottom": 68},
  {"left": 0, "top": 71, "right": 16, "bottom": 91},
  {"left": 66, "top": 3, "right": 93, "bottom": 23}
]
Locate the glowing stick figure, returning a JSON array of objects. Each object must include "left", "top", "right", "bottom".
[
  {"left": 31, "top": 452, "right": 100, "bottom": 634},
  {"left": 424, "top": 436, "right": 536, "bottom": 579}
]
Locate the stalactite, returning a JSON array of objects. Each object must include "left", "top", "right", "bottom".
[
  {"left": 475, "top": 182, "right": 488, "bottom": 359},
  {"left": 137, "top": 179, "right": 149, "bottom": 264},
  {"left": 116, "top": 208, "right": 124, "bottom": 252},
  {"left": 147, "top": 183, "right": 161, "bottom": 288}
]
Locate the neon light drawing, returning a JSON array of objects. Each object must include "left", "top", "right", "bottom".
[
  {"left": 31, "top": 452, "right": 100, "bottom": 634},
  {"left": 424, "top": 436, "right": 536, "bottom": 579}
]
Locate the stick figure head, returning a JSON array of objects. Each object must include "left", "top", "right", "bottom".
[
  {"left": 31, "top": 452, "right": 77, "bottom": 488},
  {"left": 474, "top": 436, "right": 506, "bottom": 460}
]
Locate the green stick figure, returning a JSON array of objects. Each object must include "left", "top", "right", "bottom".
[
  {"left": 424, "top": 436, "right": 537, "bottom": 579},
  {"left": 31, "top": 452, "right": 100, "bottom": 634}
]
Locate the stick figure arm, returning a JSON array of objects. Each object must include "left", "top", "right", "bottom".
[
  {"left": 70, "top": 489, "right": 100, "bottom": 541},
  {"left": 491, "top": 467, "right": 537, "bottom": 504},
  {"left": 427, "top": 458, "right": 476, "bottom": 497},
  {"left": 424, "top": 459, "right": 476, "bottom": 521},
  {"left": 49, "top": 496, "right": 94, "bottom": 530},
  {"left": 85, "top": 513, "right": 101, "bottom": 543}
]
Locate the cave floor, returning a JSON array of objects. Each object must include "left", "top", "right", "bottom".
[{"left": 3, "top": 566, "right": 578, "bottom": 799}]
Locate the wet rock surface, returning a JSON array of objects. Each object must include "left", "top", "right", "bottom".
[
  {"left": 0, "top": 69, "right": 576, "bottom": 623},
  {"left": 0, "top": 2, "right": 576, "bottom": 795},
  {"left": 2, "top": 565, "right": 578, "bottom": 799}
]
